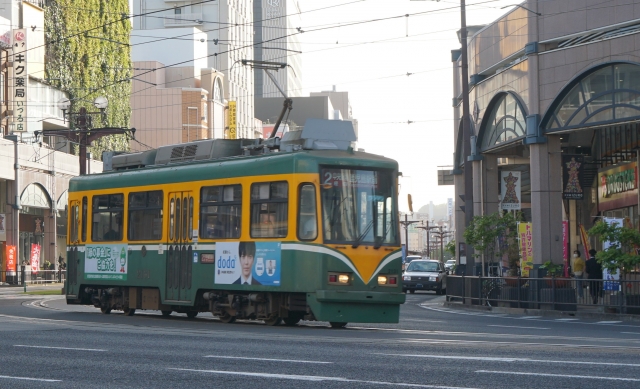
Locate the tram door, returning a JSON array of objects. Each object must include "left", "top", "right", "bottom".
[
  {"left": 165, "top": 192, "right": 194, "bottom": 302},
  {"left": 66, "top": 200, "right": 81, "bottom": 297}
]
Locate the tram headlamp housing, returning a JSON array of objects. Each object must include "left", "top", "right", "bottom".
[
  {"left": 378, "top": 275, "right": 398, "bottom": 286},
  {"left": 328, "top": 272, "right": 351, "bottom": 285}
]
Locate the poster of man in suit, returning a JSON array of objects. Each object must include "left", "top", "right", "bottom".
[{"left": 215, "top": 242, "right": 281, "bottom": 286}]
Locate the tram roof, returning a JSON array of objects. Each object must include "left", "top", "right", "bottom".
[{"left": 69, "top": 149, "right": 398, "bottom": 192}]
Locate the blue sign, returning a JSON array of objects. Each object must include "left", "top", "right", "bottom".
[{"left": 252, "top": 242, "right": 281, "bottom": 286}]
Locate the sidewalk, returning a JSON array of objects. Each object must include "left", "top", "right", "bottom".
[
  {"left": 0, "top": 283, "right": 64, "bottom": 297},
  {"left": 443, "top": 300, "right": 640, "bottom": 323}
]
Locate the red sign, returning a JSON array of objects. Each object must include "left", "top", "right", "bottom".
[
  {"left": 5, "top": 245, "right": 16, "bottom": 275},
  {"left": 562, "top": 221, "right": 569, "bottom": 277},
  {"left": 30, "top": 243, "right": 41, "bottom": 274}
]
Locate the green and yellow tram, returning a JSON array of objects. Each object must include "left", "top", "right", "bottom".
[{"left": 65, "top": 120, "right": 405, "bottom": 327}]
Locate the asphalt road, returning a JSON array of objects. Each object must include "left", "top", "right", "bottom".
[{"left": 1, "top": 289, "right": 640, "bottom": 388}]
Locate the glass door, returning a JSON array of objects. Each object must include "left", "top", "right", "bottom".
[{"left": 165, "top": 192, "right": 194, "bottom": 301}]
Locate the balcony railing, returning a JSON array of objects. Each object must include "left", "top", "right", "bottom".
[{"left": 164, "top": 13, "right": 203, "bottom": 27}]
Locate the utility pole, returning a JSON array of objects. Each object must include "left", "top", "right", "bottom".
[
  {"left": 431, "top": 227, "right": 454, "bottom": 263},
  {"left": 460, "top": 0, "right": 475, "bottom": 275},
  {"left": 416, "top": 221, "right": 441, "bottom": 259},
  {"left": 35, "top": 97, "right": 135, "bottom": 175},
  {"left": 399, "top": 213, "right": 420, "bottom": 256}
]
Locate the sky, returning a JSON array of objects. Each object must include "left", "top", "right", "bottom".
[{"left": 293, "top": 0, "right": 523, "bottom": 211}]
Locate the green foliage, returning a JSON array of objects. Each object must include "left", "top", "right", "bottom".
[
  {"left": 445, "top": 239, "right": 456, "bottom": 257},
  {"left": 45, "top": 0, "right": 132, "bottom": 160},
  {"left": 463, "top": 211, "right": 519, "bottom": 270},
  {"left": 588, "top": 221, "right": 640, "bottom": 275},
  {"left": 540, "top": 260, "right": 563, "bottom": 277}
]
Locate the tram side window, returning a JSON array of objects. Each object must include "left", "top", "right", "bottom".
[
  {"left": 70, "top": 204, "right": 79, "bottom": 242},
  {"left": 298, "top": 184, "right": 317, "bottom": 241},
  {"left": 200, "top": 185, "right": 241, "bottom": 239},
  {"left": 81, "top": 196, "right": 88, "bottom": 242},
  {"left": 250, "top": 182, "right": 288, "bottom": 238},
  {"left": 128, "top": 191, "right": 163, "bottom": 241},
  {"left": 92, "top": 194, "right": 124, "bottom": 241}
]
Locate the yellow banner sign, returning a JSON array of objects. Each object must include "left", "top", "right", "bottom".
[
  {"left": 228, "top": 100, "right": 237, "bottom": 139},
  {"left": 518, "top": 222, "right": 533, "bottom": 277}
]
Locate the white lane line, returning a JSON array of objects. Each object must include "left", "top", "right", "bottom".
[
  {"left": 0, "top": 375, "right": 61, "bottom": 382},
  {"left": 378, "top": 354, "right": 640, "bottom": 367},
  {"left": 401, "top": 319, "right": 445, "bottom": 323},
  {"left": 169, "top": 368, "right": 477, "bottom": 388},
  {"left": 622, "top": 332, "right": 640, "bottom": 335},
  {"left": 14, "top": 345, "right": 106, "bottom": 352},
  {"left": 597, "top": 321, "right": 622, "bottom": 324},
  {"left": 555, "top": 318, "right": 579, "bottom": 321},
  {"left": 203, "top": 356, "right": 331, "bottom": 364},
  {"left": 476, "top": 370, "right": 640, "bottom": 382},
  {"left": 488, "top": 325, "right": 550, "bottom": 330},
  {"left": 518, "top": 316, "right": 542, "bottom": 320}
]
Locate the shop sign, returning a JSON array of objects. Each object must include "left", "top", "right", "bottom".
[
  {"left": 518, "top": 222, "right": 533, "bottom": 277},
  {"left": 562, "top": 155, "right": 585, "bottom": 200},
  {"left": 598, "top": 162, "right": 638, "bottom": 212},
  {"left": 11, "top": 29, "right": 27, "bottom": 132},
  {"left": 228, "top": 100, "right": 237, "bottom": 139},
  {"left": 601, "top": 168, "right": 636, "bottom": 198},
  {"left": 30, "top": 243, "right": 40, "bottom": 274},
  {"left": 5, "top": 245, "right": 16, "bottom": 276},
  {"left": 501, "top": 171, "right": 521, "bottom": 210},
  {"left": 0, "top": 213, "right": 5, "bottom": 241}
]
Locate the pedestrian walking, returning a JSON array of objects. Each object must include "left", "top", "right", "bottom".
[
  {"left": 585, "top": 249, "right": 603, "bottom": 304},
  {"left": 572, "top": 249, "right": 585, "bottom": 299}
]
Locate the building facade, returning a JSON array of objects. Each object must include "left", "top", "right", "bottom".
[
  {"left": 253, "top": 0, "right": 303, "bottom": 98},
  {"left": 133, "top": 0, "right": 259, "bottom": 138},
  {"left": 453, "top": 0, "right": 640, "bottom": 270},
  {"left": 129, "top": 61, "right": 227, "bottom": 151}
]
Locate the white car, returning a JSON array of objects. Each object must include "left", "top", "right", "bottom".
[
  {"left": 402, "top": 260, "right": 447, "bottom": 294},
  {"left": 445, "top": 260, "right": 456, "bottom": 273}
]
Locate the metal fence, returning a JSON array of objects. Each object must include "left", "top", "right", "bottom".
[
  {"left": 446, "top": 275, "right": 640, "bottom": 314},
  {"left": 0, "top": 270, "right": 66, "bottom": 286}
]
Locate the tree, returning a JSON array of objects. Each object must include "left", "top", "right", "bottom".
[
  {"left": 463, "top": 212, "right": 519, "bottom": 276},
  {"left": 445, "top": 239, "right": 456, "bottom": 257},
  {"left": 588, "top": 221, "right": 640, "bottom": 277}
]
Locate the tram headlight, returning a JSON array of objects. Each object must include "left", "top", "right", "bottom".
[
  {"left": 328, "top": 272, "right": 351, "bottom": 285},
  {"left": 378, "top": 275, "right": 398, "bottom": 286},
  {"left": 378, "top": 276, "right": 388, "bottom": 285}
]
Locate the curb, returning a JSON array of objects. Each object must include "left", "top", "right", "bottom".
[{"left": 442, "top": 301, "right": 640, "bottom": 323}]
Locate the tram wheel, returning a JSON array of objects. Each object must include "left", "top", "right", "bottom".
[
  {"left": 264, "top": 315, "right": 282, "bottom": 326},
  {"left": 161, "top": 310, "right": 172, "bottom": 317},
  {"left": 218, "top": 312, "right": 236, "bottom": 324},
  {"left": 186, "top": 311, "right": 198, "bottom": 319},
  {"left": 123, "top": 308, "right": 136, "bottom": 316},
  {"left": 100, "top": 307, "right": 111, "bottom": 314},
  {"left": 283, "top": 315, "right": 302, "bottom": 326},
  {"left": 330, "top": 322, "right": 347, "bottom": 329}
]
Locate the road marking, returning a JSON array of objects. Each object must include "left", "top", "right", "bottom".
[
  {"left": 555, "top": 318, "right": 579, "bottom": 321},
  {"left": 378, "top": 354, "right": 640, "bottom": 367},
  {"left": 597, "top": 321, "right": 622, "bottom": 324},
  {"left": 488, "top": 325, "right": 550, "bottom": 330},
  {"left": 203, "top": 356, "right": 331, "bottom": 364},
  {"left": 622, "top": 332, "right": 640, "bottom": 335},
  {"left": 0, "top": 375, "right": 61, "bottom": 382},
  {"left": 169, "top": 368, "right": 477, "bottom": 388},
  {"left": 14, "top": 345, "right": 106, "bottom": 352},
  {"left": 476, "top": 370, "right": 640, "bottom": 382},
  {"left": 401, "top": 319, "right": 445, "bottom": 323},
  {"left": 518, "top": 316, "right": 542, "bottom": 320}
]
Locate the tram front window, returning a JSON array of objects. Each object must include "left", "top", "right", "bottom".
[{"left": 320, "top": 168, "right": 398, "bottom": 247}]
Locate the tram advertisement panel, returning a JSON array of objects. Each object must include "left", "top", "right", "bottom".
[
  {"left": 215, "top": 242, "right": 281, "bottom": 286},
  {"left": 85, "top": 244, "right": 128, "bottom": 281}
]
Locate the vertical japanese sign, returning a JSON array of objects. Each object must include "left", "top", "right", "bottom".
[
  {"left": 5, "top": 245, "right": 16, "bottom": 276},
  {"left": 501, "top": 171, "right": 521, "bottom": 210},
  {"left": 518, "top": 222, "right": 533, "bottom": 277},
  {"left": 447, "top": 198, "right": 453, "bottom": 217},
  {"left": 562, "top": 221, "right": 569, "bottom": 277},
  {"left": 0, "top": 213, "right": 6, "bottom": 241},
  {"left": 562, "top": 155, "right": 585, "bottom": 200},
  {"left": 228, "top": 100, "right": 237, "bottom": 139},
  {"left": 30, "top": 243, "right": 40, "bottom": 274},
  {"left": 602, "top": 218, "right": 622, "bottom": 291},
  {"left": 11, "top": 29, "right": 27, "bottom": 132}
]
